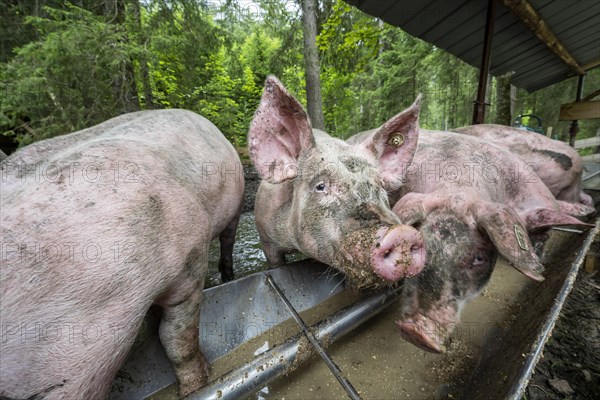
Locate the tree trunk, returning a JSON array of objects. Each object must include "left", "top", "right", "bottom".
[
  {"left": 494, "top": 72, "right": 513, "bottom": 125},
  {"left": 130, "top": 0, "right": 154, "bottom": 108},
  {"left": 106, "top": 0, "right": 140, "bottom": 113},
  {"left": 510, "top": 84, "right": 517, "bottom": 119},
  {"left": 300, "top": 0, "right": 325, "bottom": 130}
]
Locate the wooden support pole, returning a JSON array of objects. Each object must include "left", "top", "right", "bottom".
[
  {"left": 500, "top": 0, "right": 585, "bottom": 75},
  {"left": 472, "top": 0, "right": 496, "bottom": 125}
]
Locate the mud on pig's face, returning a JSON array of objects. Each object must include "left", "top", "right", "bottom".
[{"left": 248, "top": 76, "right": 426, "bottom": 287}]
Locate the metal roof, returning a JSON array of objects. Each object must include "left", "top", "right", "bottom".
[{"left": 345, "top": 0, "right": 600, "bottom": 92}]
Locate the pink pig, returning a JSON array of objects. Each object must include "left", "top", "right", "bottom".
[
  {"left": 348, "top": 99, "right": 593, "bottom": 353},
  {"left": 452, "top": 124, "right": 593, "bottom": 207},
  {"left": 249, "top": 77, "right": 426, "bottom": 288},
  {"left": 1, "top": 110, "right": 244, "bottom": 398}
]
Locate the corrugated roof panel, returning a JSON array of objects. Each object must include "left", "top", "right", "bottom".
[
  {"left": 421, "top": 1, "right": 474, "bottom": 42},
  {"left": 348, "top": 0, "right": 391, "bottom": 19},
  {"left": 378, "top": 0, "right": 438, "bottom": 27},
  {"left": 431, "top": 4, "right": 488, "bottom": 58},
  {"left": 458, "top": 7, "right": 519, "bottom": 64},
  {"left": 516, "top": 58, "right": 569, "bottom": 83},
  {"left": 345, "top": 0, "right": 600, "bottom": 92},
  {"left": 496, "top": 41, "right": 559, "bottom": 76},
  {"left": 463, "top": 13, "right": 532, "bottom": 67},
  {"left": 402, "top": 1, "right": 465, "bottom": 36}
]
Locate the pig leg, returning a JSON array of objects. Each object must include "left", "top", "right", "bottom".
[
  {"left": 159, "top": 284, "right": 209, "bottom": 397},
  {"left": 218, "top": 212, "right": 241, "bottom": 282}
]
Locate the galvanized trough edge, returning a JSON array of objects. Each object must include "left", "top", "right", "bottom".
[
  {"left": 507, "top": 217, "right": 599, "bottom": 400},
  {"left": 185, "top": 285, "right": 403, "bottom": 400}
]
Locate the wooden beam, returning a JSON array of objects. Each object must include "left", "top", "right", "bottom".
[
  {"left": 500, "top": 0, "right": 585, "bottom": 75},
  {"left": 583, "top": 59, "right": 600, "bottom": 71},
  {"left": 582, "top": 88, "right": 600, "bottom": 102},
  {"left": 559, "top": 101, "right": 600, "bottom": 121},
  {"left": 574, "top": 136, "right": 600, "bottom": 150},
  {"left": 582, "top": 153, "right": 600, "bottom": 163}
]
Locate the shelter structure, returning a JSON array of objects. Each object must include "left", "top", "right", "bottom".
[{"left": 345, "top": 0, "right": 600, "bottom": 127}]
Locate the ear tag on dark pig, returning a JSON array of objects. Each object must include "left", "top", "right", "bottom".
[
  {"left": 514, "top": 225, "right": 529, "bottom": 251},
  {"left": 388, "top": 133, "right": 405, "bottom": 147}
]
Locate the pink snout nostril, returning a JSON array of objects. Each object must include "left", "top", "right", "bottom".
[{"left": 370, "top": 225, "right": 426, "bottom": 281}]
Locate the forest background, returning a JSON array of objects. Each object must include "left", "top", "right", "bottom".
[{"left": 1, "top": 0, "right": 598, "bottom": 151}]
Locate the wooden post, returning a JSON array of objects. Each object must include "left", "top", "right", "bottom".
[
  {"left": 472, "top": 0, "right": 496, "bottom": 124},
  {"left": 569, "top": 75, "right": 585, "bottom": 147}
]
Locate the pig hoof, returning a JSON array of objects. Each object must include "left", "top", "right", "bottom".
[{"left": 176, "top": 358, "right": 209, "bottom": 397}]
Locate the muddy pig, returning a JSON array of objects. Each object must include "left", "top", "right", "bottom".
[
  {"left": 348, "top": 100, "right": 593, "bottom": 353},
  {"left": 0, "top": 110, "right": 244, "bottom": 398},
  {"left": 249, "top": 77, "right": 426, "bottom": 288},
  {"left": 452, "top": 124, "right": 594, "bottom": 207}
]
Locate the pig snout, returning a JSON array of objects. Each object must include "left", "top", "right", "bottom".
[
  {"left": 396, "top": 313, "right": 448, "bottom": 354},
  {"left": 370, "top": 225, "right": 425, "bottom": 281}
]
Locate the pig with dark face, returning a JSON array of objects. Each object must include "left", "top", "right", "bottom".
[
  {"left": 249, "top": 77, "right": 426, "bottom": 288},
  {"left": 452, "top": 124, "right": 594, "bottom": 208},
  {"left": 0, "top": 110, "right": 244, "bottom": 398},
  {"left": 349, "top": 100, "right": 593, "bottom": 353}
]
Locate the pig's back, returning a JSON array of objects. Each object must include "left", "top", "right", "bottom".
[
  {"left": 403, "top": 130, "right": 530, "bottom": 201},
  {"left": 3, "top": 109, "right": 242, "bottom": 236},
  {"left": 451, "top": 124, "right": 583, "bottom": 201}
]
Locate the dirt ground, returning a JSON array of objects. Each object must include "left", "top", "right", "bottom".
[{"left": 526, "top": 260, "right": 600, "bottom": 399}]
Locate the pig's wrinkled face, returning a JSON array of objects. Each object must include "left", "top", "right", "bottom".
[
  {"left": 396, "top": 213, "right": 497, "bottom": 353},
  {"left": 289, "top": 146, "right": 425, "bottom": 288},
  {"left": 293, "top": 147, "right": 393, "bottom": 237},
  {"left": 249, "top": 77, "right": 426, "bottom": 287}
]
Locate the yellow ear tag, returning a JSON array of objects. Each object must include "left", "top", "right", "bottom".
[
  {"left": 388, "top": 133, "right": 405, "bottom": 147},
  {"left": 514, "top": 225, "right": 529, "bottom": 251}
]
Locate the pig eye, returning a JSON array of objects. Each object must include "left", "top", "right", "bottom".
[
  {"left": 472, "top": 254, "right": 486, "bottom": 266},
  {"left": 315, "top": 182, "right": 327, "bottom": 192}
]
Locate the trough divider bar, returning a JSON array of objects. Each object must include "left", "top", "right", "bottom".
[
  {"left": 265, "top": 273, "right": 362, "bottom": 400},
  {"left": 507, "top": 218, "right": 600, "bottom": 400},
  {"left": 186, "top": 279, "right": 403, "bottom": 400}
]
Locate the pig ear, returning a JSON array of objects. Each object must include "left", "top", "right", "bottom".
[
  {"left": 476, "top": 202, "right": 545, "bottom": 282},
  {"left": 556, "top": 200, "right": 595, "bottom": 218},
  {"left": 524, "top": 207, "right": 595, "bottom": 230},
  {"left": 364, "top": 95, "right": 421, "bottom": 190},
  {"left": 392, "top": 192, "right": 438, "bottom": 225},
  {"left": 248, "top": 76, "right": 315, "bottom": 183}
]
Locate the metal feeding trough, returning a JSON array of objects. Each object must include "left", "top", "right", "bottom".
[{"left": 109, "top": 217, "right": 599, "bottom": 400}]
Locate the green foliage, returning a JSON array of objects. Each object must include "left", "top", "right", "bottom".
[
  {"left": 1, "top": 0, "right": 596, "bottom": 152},
  {"left": 514, "top": 68, "right": 600, "bottom": 142},
  {"left": 1, "top": 4, "right": 135, "bottom": 145}
]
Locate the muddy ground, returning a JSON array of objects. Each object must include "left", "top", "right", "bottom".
[
  {"left": 526, "top": 266, "right": 600, "bottom": 400},
  {"left": 242, "top": 163, "right": 260, "bottom": 213}
]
